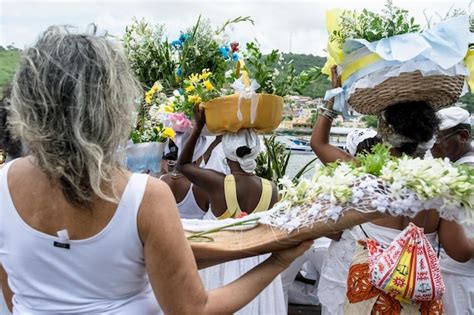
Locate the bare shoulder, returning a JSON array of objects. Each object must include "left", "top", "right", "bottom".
[{"left": 137, "top": 176, "right": 180, "bottom": 243}]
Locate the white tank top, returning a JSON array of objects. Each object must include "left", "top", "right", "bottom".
[
  {"left": 0, "top": 161, "right": 162, "bottom": 314},
  {"left": 177, "top": 184, "right": 206, "bottom": 220}
]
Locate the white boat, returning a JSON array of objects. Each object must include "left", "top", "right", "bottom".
[{"left": 274, "top": 136, "right": 313, "bottom": 153}]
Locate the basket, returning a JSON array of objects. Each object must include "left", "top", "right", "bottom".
[
  {"left": 200, "top": 60, "right": 283, "bottom": 134},
  {"left": 201, "top": 93, "right": 283, "bottom": 134},
  {"left": 347, "top": 71, "right": 465, "bottom": 115}
]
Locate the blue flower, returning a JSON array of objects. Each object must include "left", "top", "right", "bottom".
[
  {"left": 179, "top": 32, "right": 191, "bottom": 43},
  {"left": 178, "top": 88, "right": 184, "bottom": 95},
  {"left": 171, "top": 40, "right": 182, "bottom": 49},
  {"left": 175, "top": 67, "right": 182, "bottom": 77},
  {"left": 232, "top": 52, "right": 239, "bottom": 61},
  {"left": 219, "top": 46, "right": 230, "bottom": 59}
]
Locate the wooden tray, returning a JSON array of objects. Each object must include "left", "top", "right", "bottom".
[{"left": 188, "top": 209, "right": 385, "bottom": 268}]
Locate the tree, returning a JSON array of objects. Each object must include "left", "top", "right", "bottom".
[
  {"left": 361, "top": 115, "right": 378, "bottom": 128},
  {"left": 460, "top": 94, "right": 474, "bottom": 114}
]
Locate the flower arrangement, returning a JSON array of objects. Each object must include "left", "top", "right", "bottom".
[
  {"left": 185, "top": 144, "right": 474, "bottom": 241},
  {"left": 330, "top": 0, "right": 420, "bottom": 49},
  {"left": 277, "top": 144, "right": 474, "bottom": 226},
  {"left": 322, "top": 1, "right": 471, "bottom": 116},
  {"left": 174, "top": 69, "right": 220, "bottom": 119},
  {"left": 130, "top": 81, "right": 176, "bottom": 144}
]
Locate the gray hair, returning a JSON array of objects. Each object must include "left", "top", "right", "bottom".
[{"left": 9, "top": 26, "right": 141, "bottom": 207}]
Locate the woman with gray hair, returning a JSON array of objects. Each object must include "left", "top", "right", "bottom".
[{"left": 0, "top": 26, "right": 310, "bottom": 314}]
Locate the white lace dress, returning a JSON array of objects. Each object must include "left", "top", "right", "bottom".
[{"left": 198, "top": 211, "right": 286, "bottom": 315}]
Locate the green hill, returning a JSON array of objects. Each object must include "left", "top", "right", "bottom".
[
  {"left": 0, "top": 48, "right": 21, "bottom": 97},
  {"left": 282, "top": 53, "right": 330, "bottom": 99},
  {"left": 1, "top": 48, "right": 473, "bottom": 113}
]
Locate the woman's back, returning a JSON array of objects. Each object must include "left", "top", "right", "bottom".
[{"left": 0, "top": 159, "right": 160, "bottom": 314}]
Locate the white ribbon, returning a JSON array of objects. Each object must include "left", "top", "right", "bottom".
[{"left": 231, "top": 77, "right": 261, "bottom": 124}]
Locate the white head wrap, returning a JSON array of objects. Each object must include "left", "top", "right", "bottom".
[
  {"left": 437, "top": 107, "right": 471, "bottom": 131},
  {"left": 165, "top": 132, "right": 216, "bottom": 162},
  {"left": 222, "top": 129, "right": 261, "bottom": 173},
  {"left": 345, "top": 129, "right": 377, "bottom": 156}
]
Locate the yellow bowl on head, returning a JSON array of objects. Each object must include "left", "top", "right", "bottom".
[{"left": 201, "top": 93, "right": 284, "bottom": 134}]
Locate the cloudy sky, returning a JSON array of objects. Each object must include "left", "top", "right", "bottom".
[{"left": 0, "top": 0, "right": 470, "bottom": 56}]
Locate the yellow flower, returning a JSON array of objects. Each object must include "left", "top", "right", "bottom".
[
  {"left": 185, "top": 85, "right": 195, "bottom": 93},
  {"left": 203, "top": 80, "right": 214, "bottom": 91},
  {"left": 200, "top": 70, "right": 212, "bottom": 80},
  {"left": 188, "top": 95, "right": 202, "bottom": 104},
  {"left": 162, "top": 127, "right": 176, "bottom": 139},
  {"left": 189, "top": 73, "right": 200, "bottom": 83},
  {"left": 145, "top": 94, "right": 152, "bottom": 104},
  {"left": 164, "top": 105, "right": 174, "bottom": 113}
]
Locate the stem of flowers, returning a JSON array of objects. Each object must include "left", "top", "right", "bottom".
[{"left": 187, "top": 217, "right": 260, "bottom": 242}]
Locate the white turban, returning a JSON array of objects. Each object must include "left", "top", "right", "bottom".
[
  {"left": 166, "top": 132, "right": 216, "bottom": 162},
  {"left": 437, "top": 107, "right": 471, "bottom": 131},
  {"left": 222, "top": 129, "right": 261, "bottom": 173},
  {"left": 345, "top": 129, "right": 377, "bottom": 156}
]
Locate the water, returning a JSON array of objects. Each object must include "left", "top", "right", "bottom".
[{"left": 286, "top": 152, "right": 320, "bottom": 179}]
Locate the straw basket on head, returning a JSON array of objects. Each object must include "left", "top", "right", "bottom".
[
  {"left": 347, "top": 71, "right": 466, "bottom": 115},
  {"left": 200, "top": 61, "right": 284, "bottom": 134}
]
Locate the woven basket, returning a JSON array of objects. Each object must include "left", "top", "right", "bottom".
[
  {"left": 347, "top": 71, "right": 465, "bottom": 115},
  {"left": 201, "top": 93, "right": 284, "bottom": 134}
]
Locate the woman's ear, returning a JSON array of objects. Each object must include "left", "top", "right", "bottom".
[{"left": 458, "top": 129, "right": 471, "bottom": 143}]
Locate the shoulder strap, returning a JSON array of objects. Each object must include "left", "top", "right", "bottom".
[
  {"left": 253, "top": 178, "right": 273, "bottom": 213},
  {"left": 222, "top": 175, "right": 240, "bottom": 218},
  {"left": 118, "top": 173, "right": 149, "bottom": 219}
]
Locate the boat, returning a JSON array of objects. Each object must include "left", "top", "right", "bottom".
[{"left": 273, "top": 136, "right": 313, "bottom": 153}]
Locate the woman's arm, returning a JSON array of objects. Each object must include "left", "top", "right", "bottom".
[
  {"left": 0, "top": 266, "right": 13, "bottom": 312},
  {"left": 310, "top": 66, "right": 353, "bottom": 165},
  {"left": 310, "top": 114, "right": 353, "bottom": 165},
  {"left": 177, "top": 107, "right": 223, "bottom": 189},
  {"left": 138, "top": 177, "right": 311, "bottom": 314},
  {"left": 438, "top": 219, "right": 474, "bottom": 262}
]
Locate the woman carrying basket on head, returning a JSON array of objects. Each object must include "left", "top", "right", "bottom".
[
  {"left": 177, "top": 107, "right": 286, "bottom": 315},
  {"left": 310, "top": 66, "right": 474, "bottom": 314}
]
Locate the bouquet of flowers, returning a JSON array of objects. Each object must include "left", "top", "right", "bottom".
[
  {"left": 268, "top": 144, "right": 474, "bottom": 232},
  {"left": 126, "top": 81, "right": 176, "bottom": 175},
  {"left": 323, "top": 0, "right": 472, "bottom": 115}
]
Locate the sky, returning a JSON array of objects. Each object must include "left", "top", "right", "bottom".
[{"left": 0, "top": 0, "right": 470, "bottom": 56}]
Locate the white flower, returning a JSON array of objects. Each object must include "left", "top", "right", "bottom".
[{"left": 225, "top": 70, "right": 233, "bottom": 78}]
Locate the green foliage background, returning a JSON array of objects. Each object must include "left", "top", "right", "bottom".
[
  {"left": 1, "top": 46, "right": 474, "bottom": 115},
  {"left": 0, "top": 48, "right": 21, "bottom": 97}
]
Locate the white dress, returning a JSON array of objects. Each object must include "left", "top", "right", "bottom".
[
  {"left": 317, "top": 227, "right": 364, "bottom": 315},
  {"left": 198, "top": 211, "right": 286, "bottom": 315},
  {"left": 440, "top": 154, "right": 474, "bottom": 314},
  {"left": 281, "top": 238, "right": 330, "bottom": 306}
]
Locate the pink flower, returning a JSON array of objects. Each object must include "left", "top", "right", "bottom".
[
  {"left": 168, "top": 112, "right": 193, "bottom": 132},
  {"left": 230, "top": 42, "right": 239, "bottom": 52}
]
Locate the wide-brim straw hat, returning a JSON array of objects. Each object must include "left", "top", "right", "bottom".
[{"left": 347, "top": 71, "right": 466, "bottom": 115}]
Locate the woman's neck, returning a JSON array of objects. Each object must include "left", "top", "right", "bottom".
[{"left": 228, "top": 159, "right": 252, "bottom": 175}]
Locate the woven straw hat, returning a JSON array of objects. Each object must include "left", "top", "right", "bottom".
[{"left": 347, "top": 71, "right": 465, "bottom": 115}]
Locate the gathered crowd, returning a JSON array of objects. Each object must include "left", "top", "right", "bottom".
[{"left": 0, "top": 22, "right": 473, "bottom": 315}]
